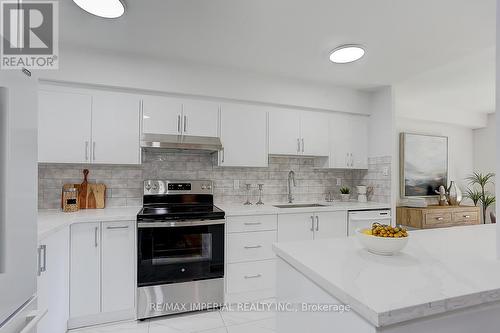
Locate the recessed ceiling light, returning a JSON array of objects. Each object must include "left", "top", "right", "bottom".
[
  {"left": 73, "top": 0, "right": 125, "bottom": 19},
  {"left": 329, "top": 45, "right": 365, "bottom": 64}
]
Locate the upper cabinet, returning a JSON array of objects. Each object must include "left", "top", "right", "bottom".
[
  {"left": 219, "top": 103, "right": 268, "bottom": 167},
  {"left": 39, "top": 90, "right": 92, "bottom": 164},
  {"left": 38, "top": 88, "right": 141, "bottom": 165},
  {"left": 329, "top": 113, "right": 368, "bottom": 169},
  {"left": 91, "top": 92, "right": 141, "bottom": 165},
  {"left": 269, "top": 109, "right": 329, "bottom": 156},
  {"left": 142, "top": 96, "right": 219, "bottom": 137}
]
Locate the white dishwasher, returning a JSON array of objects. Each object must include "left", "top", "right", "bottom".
[{"left": 348, "top": 209, "right": 392, "bottom": 236}]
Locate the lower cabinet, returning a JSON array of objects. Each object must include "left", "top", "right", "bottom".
[
  {"left": 37, "top": 228, "right": 70, "bottom": 333},
  {"left": 69, "top": 220, "right": 136, "bottom": 329},
  {"left": 225, "top": 215, "right": 277, "bottom": 303},
  {"left": 277, "top": 211, "right": 347, "bottom": 242}
]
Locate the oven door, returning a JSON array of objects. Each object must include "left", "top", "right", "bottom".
[{"left": 137, "top": 220, "right": 224, "bottom": 287}]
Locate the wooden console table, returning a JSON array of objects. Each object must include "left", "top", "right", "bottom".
[{"left": 396, "top": 205, "right": 481, "bottom": 229}]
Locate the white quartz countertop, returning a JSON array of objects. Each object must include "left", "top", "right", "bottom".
[
  {"left": 38, "top": 206, "right": 141, "bottom": 240},
  {"left": 218, "top": 201, "right": 390, "bottom": 216},
  {"left": 273, "top": 224, "right": 500, "bottom": 327}
]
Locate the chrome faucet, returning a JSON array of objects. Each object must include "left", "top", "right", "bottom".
[{"left": 287, "top": 170, "right": 296, "bottom": 203}]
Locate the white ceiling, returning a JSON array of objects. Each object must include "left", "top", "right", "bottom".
[{"left": 59, "top": 0, "right": 496, "bottom": 126}]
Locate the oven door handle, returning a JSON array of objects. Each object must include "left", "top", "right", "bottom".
[{"left": 138, "top": 219, "right": 225, "bottom": 228}]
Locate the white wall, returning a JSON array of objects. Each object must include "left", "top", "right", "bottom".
[
  {"left": 474, "top": 113, "right": 496, "bottom": 175},
  {"left": 40, "top": 46, "right": 371, "bottom": 115},
  {"left": 395, "top": 117, "right": 474, "bottom": 204},
  {"left": 368, "top": 87, "right": 394, "bottom": 158}
]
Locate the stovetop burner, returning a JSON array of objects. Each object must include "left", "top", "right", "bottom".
[{"left": 137, "top": 204, "right": 225, "bottom": 221}]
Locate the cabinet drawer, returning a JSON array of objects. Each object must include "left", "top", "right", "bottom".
[
  {"left": 452, "top": 211, "right": 479, "bottom": 224},
  {"left": 227, "top": 231, "right": 277, "bottom": 263},
  {"left": 227, "top": 260, "right": 276, "bottom": 294},
  {"left": 226, "top": 215, "right": 277, "bottom": 233},
  {"left": 424, "top": 212, "right": 452, "bottom": 226}
]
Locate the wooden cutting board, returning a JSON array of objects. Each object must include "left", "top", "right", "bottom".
[{"left": 62, "top": 169, "right": 106, "bottom": 209}]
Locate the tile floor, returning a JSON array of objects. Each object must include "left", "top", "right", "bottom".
[{"left": 70, "top": 308, "right": 276, "bottom": 333}]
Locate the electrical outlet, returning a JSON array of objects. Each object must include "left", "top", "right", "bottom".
[
  {"left": 234, "top": 179, "right": 240, "bottom": 189},
  {"left": 336, "top": 178, "right": 342, "bottom": 186},
  {"left": 382, "top": 167, "right": 389, "bottom": 177}
]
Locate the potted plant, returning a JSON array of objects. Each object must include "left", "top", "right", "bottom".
[
  {"left": 340, "top": 187, "right": 351, "bottom": 201},
  {"left": 465, "top": 172, "right": 496, "bottom": 224}
]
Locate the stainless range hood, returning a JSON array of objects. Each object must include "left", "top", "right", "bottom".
[{"left": 141, "top": 133, "right": 223, "bottom": 152}]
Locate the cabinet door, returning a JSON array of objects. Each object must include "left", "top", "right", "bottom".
[
  {"left": 70, "top": 223, "right": 101, "bottom": 319},
  {"left": 277, "top": 213, "right": 314, "bottom": 242},
  {"left": 300, "top": 111, "right": 330, "bottom": 156},
  {"left": 269, "top": 109, "right": 301, "bottom": 155},
  {"left": 350, "top": 116, "right": 368, "bottom": 169},
  {"left": 329, "top": 113, "right": 352, "bottom": 168},
  {"left": 142, "top": 96, "right": 182, "bottom": 135},
  {"left": 37, "top": 228, "right": 70, "bottom": 333},
  {"left": 91, "top": 92, "right": 141, "bottom": 164},
  {"left": 38, "top": 90, "right": 92, "bottom": 163},
  {"left": 181, "top": 99, "right": 219, "bottom": 137},
  {"left": 101, "top": 221, "right": 135, "bottom": 314},
  {"left": 220, "top": 103, "right": 268, "bottom": 167},
  {"left": 313, "top": 211, "right": 347, "bottom": 239}
]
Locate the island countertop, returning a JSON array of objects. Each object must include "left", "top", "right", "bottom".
[{"left": 273, "top": 224, "right": 500, "bottom": 327}]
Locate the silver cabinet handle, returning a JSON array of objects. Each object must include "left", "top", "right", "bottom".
[
  {"left": 346, "top": 153, "right": 349, "bottom": 167},
  {"left": 85, "top": 141, "right": 89, "bottom": 161},
  {"left": 94, "top": 227, "right": 99, "bottom": 247},
  {"left": 244, "top": 245, "right": 262, "bottom": 249},
  {"left": 244, "top": 222, "right": 261, "bottom": 226},
  {"left": 464, "top": 215, "right": 471, "bottom": 219},
  {"left": 244, "top": 274, "right": 262, "bottom": 279},
  {"left": 92, "top": 142, "right": 96, "bottom": 162},
  {"left": 221, "top": 148, "right": 225, "bottom": 163},
  {"left": 301, "top": 138, "right": 305, "bottom": 153},
  {"left": 297, "top": 138, "right": 300, "bottom": 153},
  {"left": 350, "top": 153, "right": 354, "bottom": 167},
  {"left": 177, "top": 115, "right": 181, "bottom": 133},
  {"left": 184, "top": 115, "right": 187, "bottom": 132},
  {"left": 310, "top": 216, "right": 315, "bottom": 231},
  {"left": 316, "top": 216, "right": 319, "bottom": 231},
  {"left": 106, "top": 225, "right": 129, "bottom": 230},
  {"left": 37, "top": 245, "right": 47, "bottom": 276},
  {"left": 436, "top": 217, "right": 444, "bottom": 221}
]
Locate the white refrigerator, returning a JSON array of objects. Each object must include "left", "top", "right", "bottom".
[{"left": 0, "top": 69, "right": 40, "bottom": 333}]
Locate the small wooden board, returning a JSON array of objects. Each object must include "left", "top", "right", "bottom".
[{"left": 62, "top": 183, "right": 106, "bottom": 209}]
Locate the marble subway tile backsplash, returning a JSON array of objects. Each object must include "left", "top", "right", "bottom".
[{"left": 38, "top": 151, "right": 391, "bottom": 209}]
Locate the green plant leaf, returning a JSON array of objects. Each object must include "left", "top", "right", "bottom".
[{"left": 464, "top": 188, "right": 482, "bottom": 206}]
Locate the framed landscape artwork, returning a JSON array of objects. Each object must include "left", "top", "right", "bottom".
[{"left": 400, "top": 133, "right": 448, "bottom": 197}]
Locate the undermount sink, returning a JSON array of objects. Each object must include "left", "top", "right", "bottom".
[{"left": 273, "top": 203, "right": 327, "bottom": 209}]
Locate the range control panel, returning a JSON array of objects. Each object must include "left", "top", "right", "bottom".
[{"left": 144, "top": 180, "right": 213, "bottom": 195}]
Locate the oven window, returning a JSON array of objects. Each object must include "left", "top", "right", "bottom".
[
  {"left": 152, "top": 233, "right": 212, "bottom": 265},
  {"left": 138, "top": 224, "right": 224, "bottom": 287}
]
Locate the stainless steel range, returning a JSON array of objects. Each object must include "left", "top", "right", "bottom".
[{"left": 137, "top": 180, "right": 225, "bottom": 320}]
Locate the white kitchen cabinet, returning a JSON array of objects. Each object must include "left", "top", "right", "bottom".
[
  {"left": 278, "top": 211, "right": 347, "bottom": 242},
  {"left": 70, "top": 223, "right": 101, "bottom": 320},
  {"left": 329, "top": 113, "right": 368, "bottom": 169},
  {"left": 269, "top": 109, "right": 301, "bottom": 155},
  {"left": 38, "top": 90, "right": 92, "bottom": 163},
  {"left": 101, "top": 221, "right": 135, "bottom": 314},
  {"left": 313, "top": 211, "right": 348, "bottom": 239},
  {"left": 181, "top": 99, "right": 219, "bottom": 137},
  {"left": 142, "top": 96, "right": 183, "bottom": 135},
  {"left": 269, "top": 109, "right": 329, "bottom": 156},
  {"left": 92, "top": 93, "right": 141, "bottom": 164},
  {"left": 142, "top": 96, "right": 219, "bottom": 137},
  {"left": 300, "top": 111, "right": 330, "bottom": 156},
  {"left": 219, "top": 103, "right": 268, "bottom": 167},
  {"left": 37, "top": 228, "right": 70, "bottom": 333},
  {"left": 69, "top": 221, "right": 135, "bottom": 329},
  {"left": 277, "top": 212, "right": 315, "bottom": 242}
]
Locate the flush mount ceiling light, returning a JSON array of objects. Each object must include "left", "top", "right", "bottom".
[
  {"left": 329, "top": 45, "right": 365, "bottom": 64},
  {"left": 73, "top": 0, "right": 125, "bottom": 19}
]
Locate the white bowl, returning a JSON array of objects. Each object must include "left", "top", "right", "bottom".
[{"left": 355, "top": 229, "right": 409, "bottom": 256}]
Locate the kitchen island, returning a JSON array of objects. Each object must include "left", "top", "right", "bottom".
[{"left": 273, "top": 224, "right": 500, "bottom": 333}]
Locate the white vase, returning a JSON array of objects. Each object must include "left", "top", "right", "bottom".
[{"left": 340, "top": 194, "right": 350, "bottom": 202}]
